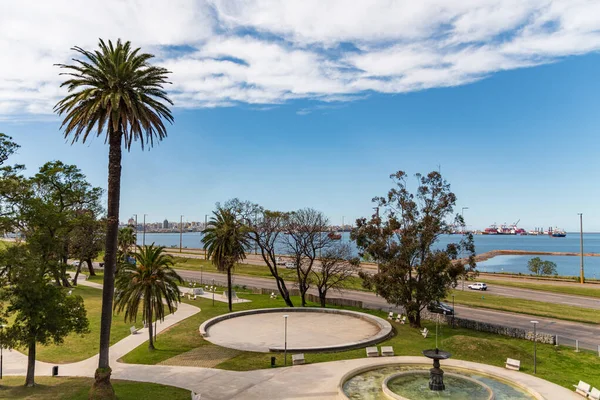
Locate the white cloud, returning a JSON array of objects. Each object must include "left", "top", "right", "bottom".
[{"left": 1, "top": 0, "right": 600, "bottom": 118}]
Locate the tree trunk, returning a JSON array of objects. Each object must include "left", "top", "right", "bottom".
[
  {"left": 60, "top": 262, "right": 71, "bottom": 287},
  {"left": 147, "top": 304, "right": 155, "bottom": 350},
  {"left": 275, "top": 276, "right": 294, "bottom": 307},
  {"left": 227, "top": 267, "right": 233, "bottom": 312},
  {"left": 318, "top": 288, "right": 327, "bottom": 307},
  {"left": 25, "top": 337, "right": 36, "bottom": 387},
  {"left": 92, "top": 130, "right": 121, "bottom": 400},
  {"left": 406, "top": 304, "right": 421, "bottom": 328},
  {"left": 72, "top": 260, "right": 82, "bottom": 286},
  {"left": 86, "top": 258, "right": 96, "bottom": 276},
  {"left": 295, "top": 265, "right": 308, "bottom": 307}
]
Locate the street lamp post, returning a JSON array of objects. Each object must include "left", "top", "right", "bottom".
[
  {"left": 452, "top": 294, "right": 455, "bottom": 329},
  {"left": 212, "top": 279, "right": 215, "bottom": 306},
  {"left": 283, "top": 315, "right": 289, "bottom": 366},
  {"left": 578, "top": 213, "right": 584, "bottom": 284},
  {"left": 342, "top": 216, "right": 345, "bottom": 242},
  {"left": 143, "top": 214, "right": 148, "bottom": 246},
  {"left": 180, "top": 215, "right": 184, "bottom": 253},
  {"left": 204, "top": 214, "right": 208, "bottom": 260},
  {"left": 531, "top": 320, "right": 538, "bottom": 374},
  {"left": 461, "top": 207, "right": 468, "bottom": 291}
]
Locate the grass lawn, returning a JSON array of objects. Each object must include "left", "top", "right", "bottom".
[
  {"left": 447, "top": 290, "right": 600, "bottom": 324},
  {"left": 0, "top": 376, "right": 190, "bottom": 399},
  {"left": 485, "top": 279, "right": 600, "bottom": 299},
  {"left": 120, "top": 292, "right": 600, "bottom": 391},
  {"left": 31, "top": 285, "right": 156, "bottom": 364}
]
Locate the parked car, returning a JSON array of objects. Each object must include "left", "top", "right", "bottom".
[
  {"left": 284, "top": 261, "right": 297, "bottom": 269},
  {"left": 467, "top": 282, "right": 488, "bottom": 291},
  {"left": 427, "top": 301, "right": 454, "bottom": 315},
  {"left": 70, "top": 260, "right": 80, "bottom": 267},
  {"left": 276, "top": 257, "right": 286, "bottom": 266}
]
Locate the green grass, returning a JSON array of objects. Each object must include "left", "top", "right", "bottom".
[
  {"left": 31, "top": 285, "right": 159, "bottom": 364},
  {"left": 487, "top": 279, "right": 600, "bottom": 298},
  {"left": 0, "top": 376, "right": 190, "bottom": 399},
  {"left": 120, "top": 292, "right": 600, "bottom": 391},
  {"left": 447, "top": 290, "right": 600, "bottom": 324}
]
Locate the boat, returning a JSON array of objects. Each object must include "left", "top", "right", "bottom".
[
  {"left": 327, "top": 232, "right": 342, "bottom": 240},
  {"left": 550, "top": 227, "right": 567, "bottom": 237},
  {"left": 483, "top": 223, "right": 498, "bottom": 235}
]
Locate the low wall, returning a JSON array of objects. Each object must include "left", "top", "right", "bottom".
[{"left": 305, "top": 293, "right": 363, "bottom": 308}]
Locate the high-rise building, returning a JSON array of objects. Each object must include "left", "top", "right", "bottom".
[{"left": 163, "top": 219, "right": 169, "bottom": 229}]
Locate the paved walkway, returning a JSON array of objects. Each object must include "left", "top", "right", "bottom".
[{"left": 3, "top": 280, "right": 579, "bottom": 400}]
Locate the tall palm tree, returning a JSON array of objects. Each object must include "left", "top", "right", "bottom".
[
  {"left": 54, "top": 39, "right": 173, "bottom": 398},
  {"left": 202, "top": 208, "right": 250, "bottom": 312},
  {"left": 118, "top": 226, "right": 137, "bottom": 260},
  {"left": 114, "top": 244, "right": 182, "bottom": 350}
]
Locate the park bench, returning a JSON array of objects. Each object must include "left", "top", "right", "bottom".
[
  {"left": 573, "top": 381, "right": 591, "bottom": 397},
  {"left": 129, "top": 326, "right": 139, "bottom": 335},
  {"left": 589, "top": 388, "right": 600, "bottom": 400},
  {"left": 505, "top": 358, "right": 521, "bottom": 371},
  {"left": 292, "top": 354, "right": 306, "bottom": 365},
  {"left": 381, "top": 346, "right": 394, "bottom": 356},
  {"left": 388, "top": 311, "right": 394, "bottom": 320},
  {"left": 421, "top": 327, "right": 429, "bottom": 338},
  {"left": 366, "top": 346, "right": 379, "bottom": 357},
  {"left": 190, "top": 391, "right": 201, "bottom": 400}
]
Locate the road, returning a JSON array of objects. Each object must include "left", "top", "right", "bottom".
[{"left": 176, "top": 269, "right": 600, "bottom": 351}]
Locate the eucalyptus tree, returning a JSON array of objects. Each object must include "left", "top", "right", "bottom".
[
  {"left": 203, "top": 207, "right": 250, "bottom": 312},
  {"left": 353, "top": 171, "right": 476, "bottom": 328},
  {"left": 114, "top": 244, "right": 181, "bottom": 350},
  {"left": 55, "top": 38, "right": 173, "bottom": 397}
]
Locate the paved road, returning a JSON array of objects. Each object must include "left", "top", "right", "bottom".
[{"left": 176, "top": 269, "right": 600, "bottom": 351}]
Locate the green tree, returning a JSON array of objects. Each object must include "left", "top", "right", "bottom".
[
  {"left": 117, "top": 226, "right": 137, "bottom": 264},
  {"left": 55, "top": 38, "right": 173, "bottom": 398},
  {"left": 353, "top": 171, "right": 476, "bottom": 328},
  {"left": 312, "top": 244, "right": 360, "bottom": 307},
  {"left": 203, "top": 207, "right": 250, "bottom": 312},
  {"left": 0, "top": 244, "right": 89, "bottom": 387},
  {"left": 527, "top": 257, "right": 558, "bottom": 276},
  {"left": 71, "top": 212, "right": 105, "bottom": 282},
  {"left": 0, "top": 133, "right": 20, "bottom": 166},
  {"left": 114, "top": 244, "right": 181, "bottom": 350}
]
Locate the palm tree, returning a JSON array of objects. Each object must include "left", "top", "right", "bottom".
[
  {"left": 118, "top": 226, "right": 137, "bottom": 260},
  {"left": 54, "top": 39, "right": 173, "bottom": 398},
  {"left": 114, "top": 244, "right": 182, "bottom": 350},
  {"left": 202, "top": 208, "right": 250, "bottom": 312}
]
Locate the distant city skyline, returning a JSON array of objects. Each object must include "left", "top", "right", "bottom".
[{"left": 3, "top": 1, "right": 600, "bottom": 232}]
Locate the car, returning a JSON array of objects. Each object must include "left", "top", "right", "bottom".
[
  {"left": 468, "top": 282, "right": 488, "bottom": 291},
  {"left": 284, "top": 261, "right": 297, "bottom": 269},
  {"left": 70, "top": 260, "right": 80, "bottom": 267},
  {"left": 427, "top": 301, "right": 454, "bottom": 315},
  {"left": 276, "top": 257, "right": 286, "bottom": 266}
]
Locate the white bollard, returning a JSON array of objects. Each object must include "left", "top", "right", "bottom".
[
  {"left": 555, "top": 335, "right": 559, "bottom": 347},
  {"left": 597, "top": 344, "right": 599, "bottom": 357},
  {"left": 575, "top": 340, "right": 579, "bottom": 353}
]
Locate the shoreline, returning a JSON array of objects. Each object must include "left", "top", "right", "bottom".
[{"left": 473, "top": 249, "right": 599, "bottom": 263}]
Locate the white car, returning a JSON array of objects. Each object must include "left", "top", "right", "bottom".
[
  {"left": 284, "top": 261, "right": 297, "bottom": 269},
  {"left": 468, "top": 282, "right": 488, "bottom": 291},
  {"left": 276, "top": 257, "right": 286, "bottom": 266}
]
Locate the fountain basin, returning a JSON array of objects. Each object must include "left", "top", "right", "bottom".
[{"left": 382, "top": 371, "right": 494, "bottom": 400}]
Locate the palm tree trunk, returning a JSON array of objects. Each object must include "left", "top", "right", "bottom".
[
  {"left": 227, "top": 266, "right": 233, "bottom": 312},
  {"left": 147, "top": 303, "right": 155, "bottom": 350},
  {"left": 91, "top": 130, "right": 121, "bottom": 399},
  {"left": 25, "top": 336, "right": 36, "bottom": 387}
]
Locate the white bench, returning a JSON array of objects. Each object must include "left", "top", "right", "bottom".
[
  {"left": 387, "top": 311, "right": 394, "bottom": 320},
  {"left": 421, "top": 327, "right": 429, "bottom": 338},
  {"left": 574, "top": 381, "right": 591, "bottom": 397},
  {"left": 366, "top": 346, "right": 379, "bottom": 357},
  {"left": 589, "top": 388, "right": 600, "bottom": 400},
  {"left": 129, "top": 326, "right": 139, "bottom": 335},
  {"left": 505, "top": 358, "right": 521, "bottom": 371},
  {"left": 191, "top": 391, "right": 201, "bottom": 400},
  {"left": 394, "top": 314, "right": 401, "bottom": 322},
  {"left": 381, "top": 346, "right": 394, "bottom": 356},
  {"left": 292, "top": 353, "right": 305, "bottom": 365}
]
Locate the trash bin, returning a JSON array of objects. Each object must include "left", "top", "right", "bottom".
[
  {"left": 52, "top": 366, "right": 59, "bottom": 376},
  {"left": 270, "top": 356, "right": 276, "bottom": 367}
]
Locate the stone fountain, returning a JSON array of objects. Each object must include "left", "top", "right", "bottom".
[{"left": 422, "top": 348, "right": 452, "bottom": 391}]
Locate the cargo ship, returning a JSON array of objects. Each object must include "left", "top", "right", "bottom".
[
  {"left": 483, "top": 221, "right": 526, "bottom": 235},
  {"left": 549, "top": 227, "right": 567, "bottom": 237}
]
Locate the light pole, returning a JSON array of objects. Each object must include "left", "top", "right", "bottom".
[
  {"left": 204, "top": 214, "right": 208, "bottom": 260},
  {"left": 578, "top": 213, "right": 584, "bottom": 284},
  {"left": 283, "top": 314, "right": 289, "bottom": 366},
  {"left": 531, "top": 320, "right": 538, "bottom": 374},
  {"left": 451, "top": 294, "right": 455, "bottom": 329},
  {"left": 180, "top": 215, "right": 184, "bottom": 253},
  {"left": 342, "top": 216, "right": 345, "bottom": 242},
  {"left": 212, "top": 279, "right": 215, "bottom": 306},
  {"left": 0, "top": 323, "right": 6, "bottom": 379},
  {"left": 143, "top": 214, "right": 148, "bottom": 246},
  {"left": 461, "top": 207, "right": 469, "bottom": 232}
]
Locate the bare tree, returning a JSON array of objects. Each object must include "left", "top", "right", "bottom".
[
  {"left": 285, "top": 208, "right": 332, "bottom": 306},
  {"left": 223, "top": 198, "right": 296, "bottom": 307},
  {"left": 312, "top": 244, "right": 360, "bottom": 307}
]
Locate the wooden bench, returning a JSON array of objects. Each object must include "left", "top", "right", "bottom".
[
  {"left": 129, "top": 326, "right": 139, "bottom": 335},
  {"left": 574, "top": 381, "right": 591, "bottom": 397},
  {"left": 292, "top": 353, "right": 305, "bottom": 365},
  {"left": 421, "top": 327, "right": 429, "bottom": 338},
  {"left": 366, "top": 346, "right": 379, "bottom": 357},
  {"left": 381, "top": 346, "right": 394, "bottom": 356},
  {"left": 505, "top": 358, "right": 521, "bottom": 371}
]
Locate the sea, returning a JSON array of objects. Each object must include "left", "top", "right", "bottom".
[{"left": 137, "top": 232, "right": 600, "bottom": 279}]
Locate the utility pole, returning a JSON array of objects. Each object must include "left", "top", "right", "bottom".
[
  {"left": 342, "top": 216, "right": 345, "bottom": 242},
  {"left": 133, "top": 214, "right": 138, "bottom": 250},
  {"left": 578, "top": 213, "right": 584, "bottom": 284},
  {"left": 204, "top": 214, "right": 208, "bottom": 260},
  {"left": 143, "top": 214, "right": 147, "bottom": 246},
  {"left": 180, "top": 215, "right": 184, "bottom": 253}
]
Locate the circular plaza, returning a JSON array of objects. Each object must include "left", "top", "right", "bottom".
[{"left": 199, "top": 307, "right": 393, "bottom": 353}]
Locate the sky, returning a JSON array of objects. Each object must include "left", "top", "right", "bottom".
[{"left": 2, "top": 0, "right": 600, "bottom": 231}]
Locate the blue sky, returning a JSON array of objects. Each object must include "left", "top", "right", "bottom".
[{"left": 2, "top": 1, "right": 600, "bottom": 231}]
